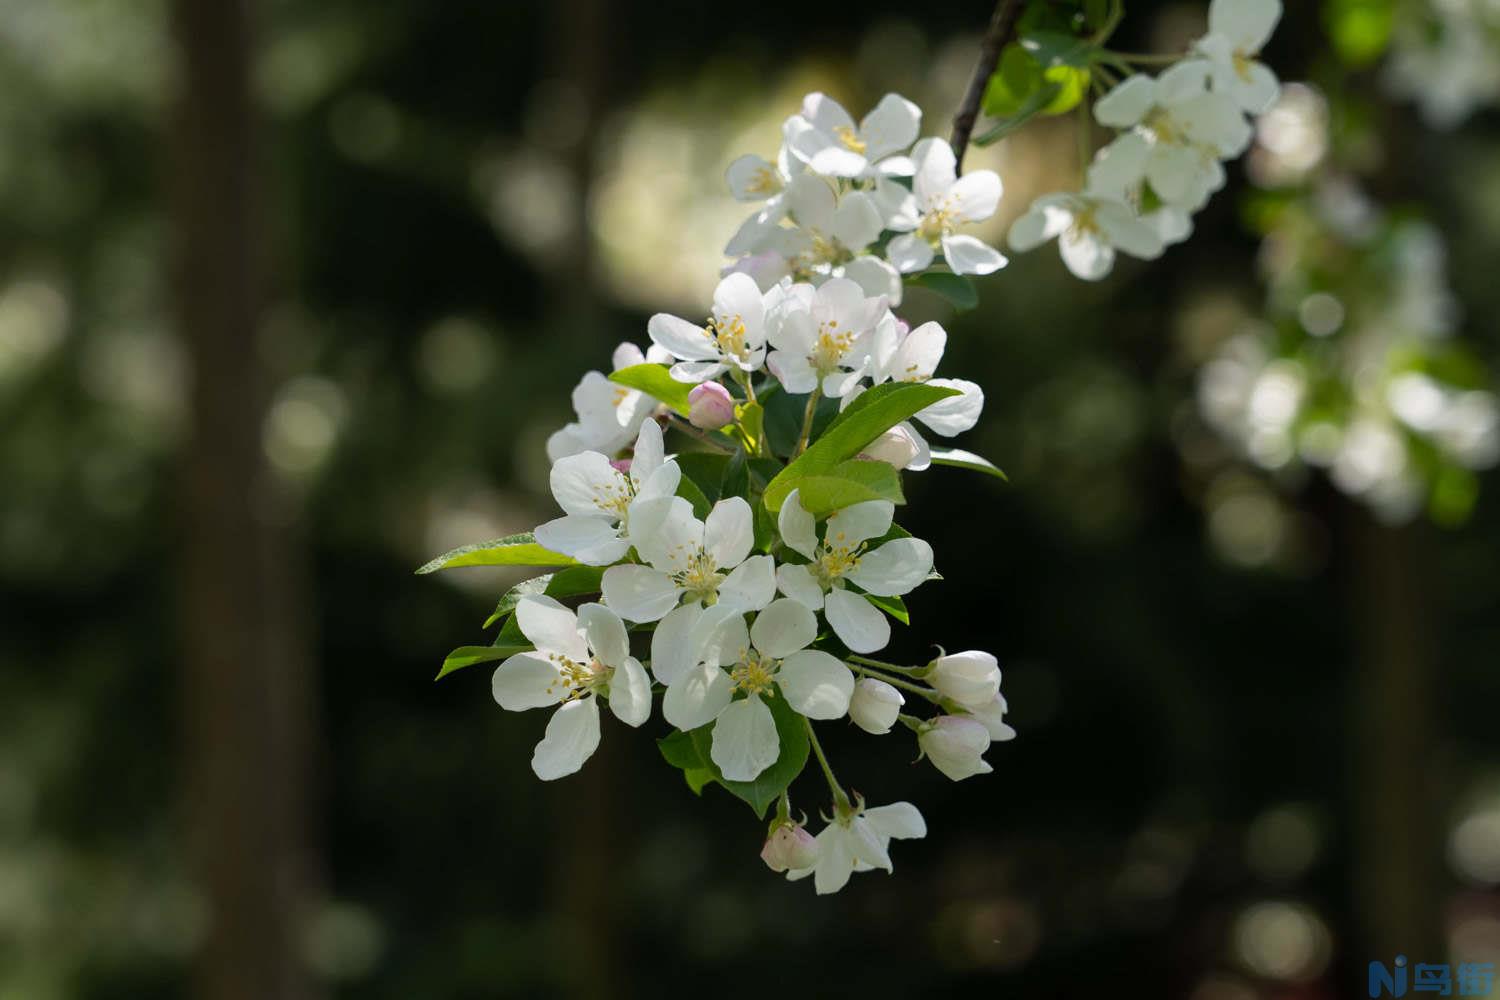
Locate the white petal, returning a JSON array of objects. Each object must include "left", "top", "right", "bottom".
[
  {"left": 909, "top": 136, "right": 957, "bottom": 205},
  {"left": 491, "top": 652, "right": 564, "bottom": 711},
  {"left": 704, "top": 496, "right": 754, "bottom": 570},
  {"left": 1209, "top": 0, "right": 1281, "bottom": 52},
  {"left": 649, "top": 603, "right": 704, "bottom": 685},
  {"left": 647, "top": 313, "right": 716, "bottom": 362},
  {"left": 576, "top": 601, "right": 629, "bottom": 667},
  {"left": 948, "top": 170, "right": 1002, "bottom": 223},
  {"left": 844, "top": 816, "right": 892, "bottom": 871},
  {"left": 831, "top": 192, "right": 883, "bottom": 251},
  {"left": 777, "top": 490, "right": 818, "bottom": 559},
  {"left": 847, "top": 538, "right": 933, "bottom": 596},
  {"left": 533, "top": 514, "right": 626, "bottom": 566},
  {"left": 726, "top": 154, "right": 779, "bottom": 202},
  {"left": 886, "top": 233, "right": 934, "bottom": 274},
  {"left": 808, "top": 147, "right": 870, "bottom": 178},
  {"left": 635, "top": 498, "right": 705, "bottom": 572},
  {"left": 800, "top": 91, "right": 856, "bottom": 133},
  {"left": 1177, "top": 91, "right": 1253, "bottom": 156},
  {"left": 941, "top": 234, "right": 1007, "bottom": 276},
  {"left": 812, "top": 828, "right": 856, "bottom": 894},
  {"left": 603, "top": 558, "right": 677, "bottom": 626},
  {"left": 1087, "top": 132, "right": 1150, "bottom": 199},
  {"left": 915, "top": 377, "right": 984, "bottom": 436},
  {"left": 710, "top": 695, "right": 780, "bottom": 781},
  {"left": 1146, "top": 145, "right": 1206, "bottom": 206},
  {"left": 549, "top": 452, "right": 625, "bottom": 518},
  {"left": 633, "top": 457, "right": 680, "bottom": 503},
  {"left": 1094, "top": 74, "right": 1157, "bottom": 127},
  {"left": 765, "top": 351, "right": 819, "bottom": 395},
  {"left": 776, "top": 650, "right": 855, "bottom": 719},
  {"left": 1008, "top": 196, "right": 1074, "bottom": 251},
  {"left": 607, "top": 656, "right": 652, "bottom": 727},
  {"left": 515, "top": 595, "right": 588, "bottom": 660},
  {"left": 630, "top": 418, "right": 665, "bottom": 485},
  {"left": 718, "top": 555, "right": 776, "bottom": 612},
  {"left": 669, "top": 360, "right": 726, "bottom": 384},
  {"left": 775, "top": 563, "right": 825, "bottom": 610},
  {"left": 1059, "top": 226, "right": 1116, "bottom": 281},
  {"left": 859, "top": 93, "right": 922, "bottom": 162},
  {"left": 1227, "top": 59, "right": 1280, "bottom": 114},
  {"left": 824, "top": 589, "right": 891, "bottom": 655},
  {"left": 531, "top": 698, "right": 601, "bottom": 781},
  {"left": 864, "top": 802, "right": 927, "bottom": 840},
  {"left": 785, "top": 173, "right": 836, "bottom": 231},
  {"left": 749, "top": 597, "right": 818, "bottom": 658},
  {"left": 888, "top": 321, "right": 946, "bottom": 383},
  {"left": 1096, "top": 201, "right": 1166, "bottom": 260},
  {"left": 663, "top": 660, "right": 735, "bottom": 731},
  {"left": 826, "top": 500, "right": 894, "bottom": 547},
  {"left": 840, "top": 255, "right": 904, "bottom": 306},
  {"left": 1157, "top": 59, "right": 1212, "bottom": 103},
  {"left": 713, "top": 272, "right": 766, "bottom": 342}
]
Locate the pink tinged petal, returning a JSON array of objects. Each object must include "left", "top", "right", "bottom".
[
  {"left": 576, "top": 601, "right": 630, "bottom": 667},
  {"left": 941, "top": 234, "right": 1007, "bottom": 276},
  {"left": 775, "top": 563, "right": 825, "bottom": 610},
  {"left": 1209, "top": 0, "right": 1282, "bottom": 52},
  {"left": 826, "top": 500, "right": 894, "bottom": 546},
  {"left": 726, "top": 154, "right": 779, "bottom": 202},
  {"left": 948, "top": 170, "right": 1002, "bottom": 223},
  {"left": 663, "top": 660, "right": 734, "bottom": 731},
  {"left": 649, "top": 603, "right": 704, "bottom": 685},
  {"left": 601, "top": 565, "right": 680, "bottom": 623},
  {"left": 832, "top": 192, "right": 883, "bottom": 251},
  {"left": 704, "top": 496, "right": 755, "bottom": 569},
  {"left": 864, "top": 802, "right": 927, "bottom": 840},
  {"left": 860, "top": 93, "right": 922, "bottom": 162},
  {"left": 1093, "top": 74, "right": 1157, "bottom": 127},
  {"left": 776, "top": 649, "right": 855, "bottom": 719},
  {"left": 823, "top": 589, "right": 892, "bottom": 655},
  {"left": 847, "top": 537, "right": 934, "bottom": 597},
  {"left": 647, "top": 313, "right": 718, "bottom": 362},
  {"left": 550, "top": 451, "right": 625, "bottom": 518},
  {"left": 515, "top": 595, "right": 589, "bottom": 660},
  {"left": 491, "top": 652, "right": 564, "bottom": 711},
  {"left": 915, "top": 377, "right": 984, "bottom": 436},
  {"left": 886, "top": 233, "right": 934, "bottom": 274},
  {"left": 909, "top": 136, "right": 957, "bottom": 205},
  {"left": 531, "top": 698, "right": 601, "bottom": 781},
  {"left": 718, "top": 555, "right": 777, "bottom": 613},
  {"left": 607, "top": 656, "right": 652, "bottom": 728},
  {"left": 749, "top": 597, "right": 817, "bottom": 658},
  {"left": 777, "top": 490, "right": 818, "bottom": 559},
  {"left": 710, "top": 694, "right": 780, "bottom": 781},
  {"left": 1059, "top": 226, "right": 1116, "bottom": 281}
]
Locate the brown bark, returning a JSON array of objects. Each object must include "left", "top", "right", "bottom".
[
  {"left": 950, "top": 0, "right": 1024, "bottom": 171},
  {"left": 169, "top": 2, "right": 321, "bottom": 998}
]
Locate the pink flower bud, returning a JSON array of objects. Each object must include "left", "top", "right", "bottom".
[
  {"left": 688, "top": 382, "right": 736, "bottom": 430},
  {"left": 760, "top": 822, "right": 819, "bottom": 873},
  {"left": 609, "top": 458, "right": 632, "bottom": 473}
]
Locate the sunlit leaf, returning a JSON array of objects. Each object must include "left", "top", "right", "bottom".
[
  {"left": 609, "top": 363, "right": 692, "bottom": 416},
  {"left": 417, "top": 533, "right": 577, "bottom": 574}
]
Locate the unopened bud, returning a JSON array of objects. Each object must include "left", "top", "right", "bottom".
[
  {"left": 688, "top": 382, "right": 736, "bottom": 430},
  {"left": 967, "top": 692, "right": 1016, "bottom": 742},
  {"left": 848, "top": 677, "right": 904, "bottom": 735},
  {"left": 918, "top": 716, "right": 993, "bottom": 782},
  {"left": 927, "top": 650, "right": 1001, "bottom": 709},
  {"left": 761, "top": 822, "right": 819, "bottom": 872},
  {"left": 860, "top": 425, "right": 921, "bottom": 468}
]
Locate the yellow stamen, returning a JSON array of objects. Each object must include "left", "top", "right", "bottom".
[
  {"left": 543, "top": 654, "right": 611, "bottom": 702},
  {"left": 834, "top": 125, "right": 866, "bottom": 155},
  {"left": 730, "top": 649, "right": 778, "bottom": 696},
  {"left": 705, "top": 314, "right": 752, "bottom": 362}
]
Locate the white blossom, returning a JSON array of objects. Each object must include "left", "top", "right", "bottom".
[
  {"left": 860, "top": 314, "right": 985, "bottom": 469},
  {"left": 1008, "top": 191, "right": 1165, "bottom": 281},
  {"left": 662, "top": 600, "right": 856, "bottom": 781},
  {"left": 546, "top": 342, "right": 671, "bottom": 462},
  {"left": 765, "top": 277, "right": 887, "bottom": 398},
  {"left": 534, "top": 420, "right": 679, "bottom": 565},
  {"left": 648, "top": 272, "right": 769, "bottom": 384},
  {"left": 775, "top": 491, "right": 933, "bottom": 654},
  {"left": 761, "top": 822, "right": 820, "bottom": 872},
  {"left": 1194, "top": 0, "right": 1283, "bottom": 114},
  {"left": 967, "top": 692, "right": 1017, "bottom": 743},
  {"left": 785, "top": 800, "right": 926, "bottom": 894},
  {"left": 491, "top": 598, "right": 651, "bottom": 780},
  {"left": 927, "top": 650, "right": 1001, "bottom": 709},
  {"left": 849, "top": 677, "right": 904, "bottom": 735},
  {"left": 783, "top": 92, "right": 921, "bottom": 179},
  {"left": 918, "top": 715, "right": 993, "bottom": 781},
  {"left": 883, "top": 138, "right": 1006, "bottom": 276}
]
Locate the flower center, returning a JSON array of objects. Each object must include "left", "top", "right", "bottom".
[
  {"left": 834, "top": 125, "right": 866, "bottom": 155},
  {"left": 730, "top": 649, "right": 778, "bottom": 696},
  {"left": 746, "top": 166, "right": 781, "bottom": 196},
  {"left": 706, "top": 314, "right": 751, "bottom": 362},
  {"left": 611, "top": 386, "right": 630, "bottom": 409},
  {"left": 1143, "top": 108, "right": 1184, "bottom": 145},
  {"left": 592, "top": 471, "right": 635, "bottom": 518},
  {"left": 813, "top": 530, "right": 864, "bottom": 587},
  {"left": 546, "top": 654, "right": 611, "bottom": 702},
  {"left": 1067, "top": 204, "right": 1102, "bottom": 242},
  {"left": 918, "top": 205, "right": 956, "bottom": 243},
  {"left": 672, "top": 547, "right": 726, "bottom": 605},
  {"left": 1233, "top": 51, "right": 1255, "bottom": 82},
  {"left": 808, "top": 319, "right": 856, "bottom": 376}
]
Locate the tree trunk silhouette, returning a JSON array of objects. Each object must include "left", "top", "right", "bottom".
[{"left": 169, "top": 2, "right": 321, "bottom": 998}]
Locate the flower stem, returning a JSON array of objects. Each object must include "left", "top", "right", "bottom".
[
  {"left": 804, "top": 718, "right": 848, "bottom": 808},
  {"left": 849, "top": 664, "right": 942, "bottom": 703},
  {"left": 667, "top": 415, "right": 734, "bottom": 453},
  {"left": 847, "top": 654, "right": 927, "bottom": 675},
  {"left": 794, "top": 387, "right": 821, "bottom": 457}
]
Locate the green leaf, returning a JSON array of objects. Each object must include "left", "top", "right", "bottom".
[
  {"left": 417, "top": 533, "right": 577, "bottom": 574},
  {"left": 1040, "top": 64, "right": 1090, "bottom": 115},
  {"left": 655, "top": 691, "right": 811, "bottom": 819},
  {"left": 736, "top": 400, "right": 765, "bottom": 455},
  {"left": 676, "top": 452, "right": 727, "bottom": 504},
  {"left": 721, "top": 448, "right": 750, "bottom": 501},
  {"left": 484, "top": 565, "right": 607, "bottom": 627},
  {"left": 792, "top": 459, "right": 905, "bottom": 516},
  {"left": 982, "top": 43, "right": 1044, "bottom": 118},
  {"left": 927, "top": 446, "right": 1010, "bottom": 481},
  {"left": 864, "top": 593, "right": 909, "bottom": 625},
  {"left": 904, "top": 271, "right": 979, "bottom": 312},
  {"left": 483, "top": 574, "right": 552, "bottom": 628},
  {"left": 763, "top": 382, "right": 960, "bottom": 511},
  {"left": 1326, "top": 0, "right": 1395, "bottom": 67},
  {"left": 609, "top": 363, "right": 692, "bottom": 416},
  {"left": 436, "top": 644, "right": 530, "bottom": 681},
  {"left": 676, "top": 475, "right": 712, "bottom": 519},
  {"left": 1021, "top": 29, "right": 1094, "bottom": 68}
]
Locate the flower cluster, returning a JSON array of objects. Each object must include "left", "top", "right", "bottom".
[
  {"left": 723, "top": 93, "right": 1007, "bottom": 305},
  {"left": 1196, "top": 178, "right": 1499, "bottom": 524},
  {"left": 1384, "top": 0, "right": 1500, "bottom": 128},
  {"left": 1008, "top": 0, "right": 1283, "bottom": 280}
]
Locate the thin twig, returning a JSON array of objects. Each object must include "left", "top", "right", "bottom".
[{"left": 950, "top": 0, "right": 1025, "bottom": 172}]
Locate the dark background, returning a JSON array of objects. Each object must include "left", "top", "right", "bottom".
[{"left": 1, "top": 1, "right": 1497, "bottom": 997}]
